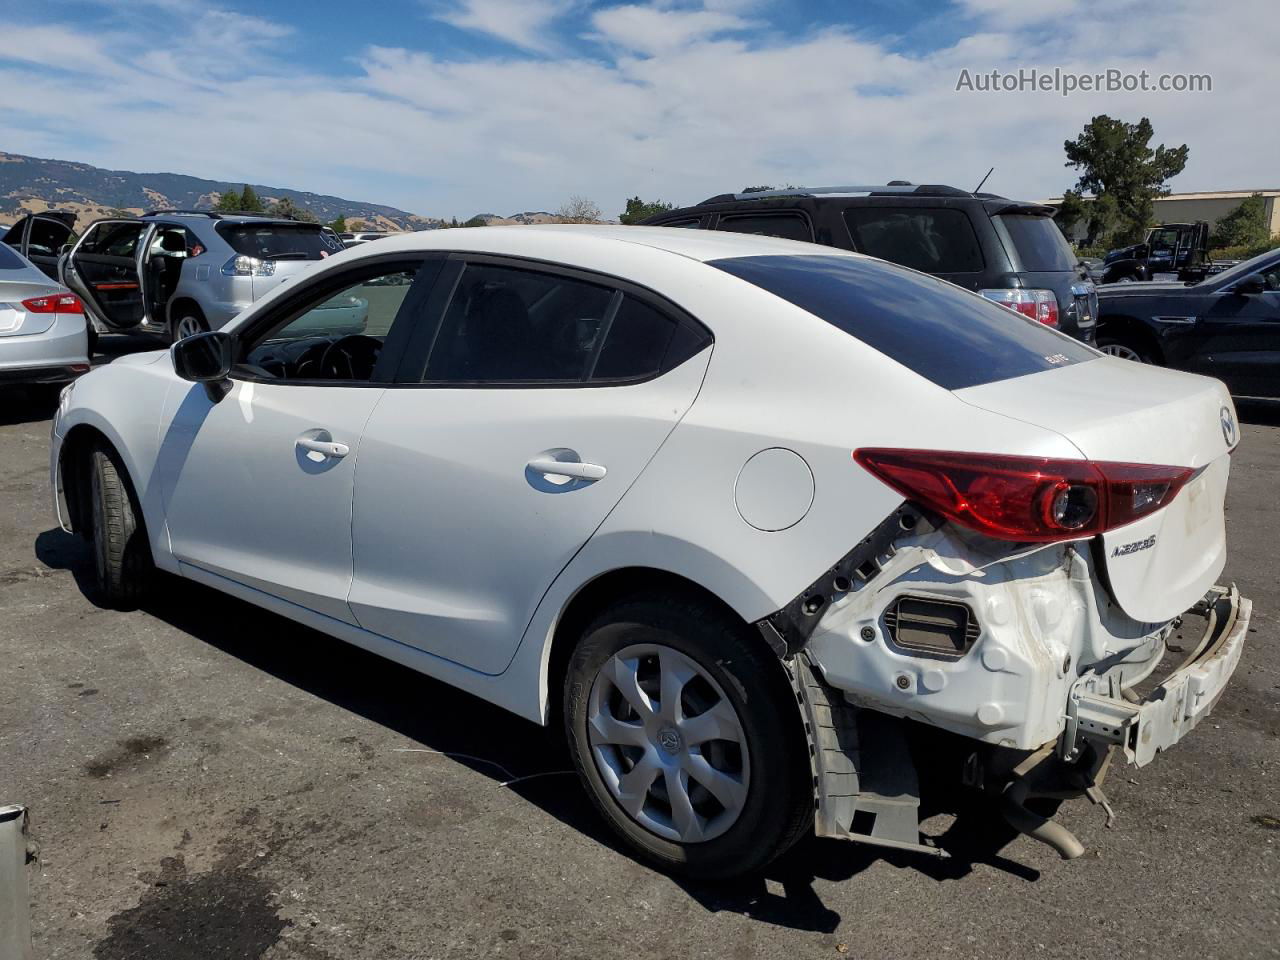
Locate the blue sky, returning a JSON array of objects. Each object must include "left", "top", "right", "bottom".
[{"left": 1, "top": 0, "right": 1275, "bottom": 219}]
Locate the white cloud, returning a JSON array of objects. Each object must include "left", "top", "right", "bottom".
[
  {"left": 432, "top": 0, "right": 573, "bottom": 53},
  {"left": 0, "top": 0, "right": 1276, "bottom": 221}
]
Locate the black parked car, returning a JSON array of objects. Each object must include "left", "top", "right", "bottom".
[
  {"left": 1096, "top": 248, "right": 1280, "bottom": 400},
  {"left": 1, "top": 211, "right": 77, "bottom": 281},
  {"left": 642, "top": 184, "right": 1099, "bottom": 342}
]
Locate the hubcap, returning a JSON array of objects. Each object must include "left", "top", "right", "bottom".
[
  {"left": 1100, "top": 343, "right": 1143, "bottom": 362},
  {"left": 586, "top": 643, "right": 750, "bottom": 844},
  {"left": 175, "top": 316, "right": 202, "bottom": 340}
]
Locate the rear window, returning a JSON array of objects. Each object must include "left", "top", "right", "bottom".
[
  {"left": 844, "top": 208, "right": 983, "bottom": 273},
  {"left": 997, "top": 214, "right": 1077, "bottom": 272},
  {"left": 709, "top": 254, "right": 1096, "bottom": 390},
  {"left": 0, "top": 243, "right": 26, "bottom": 270},
  {"left": 217, "top": 223, "right": 334, "bottom": 261}
]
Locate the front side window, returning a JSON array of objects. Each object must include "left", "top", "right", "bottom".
[
  {"left": 710, "top": 254, "right": 1097, "bottom": 390},
  {"left": 845, "top": 208, "right": 984, "bottom": 273},
  {"left": 716, "top": 213, "right": 812, "bottom": 243},
  {"left": 242, "top": 265, "right": 421, "bottom": 382},
  {"left": 27, "top": 217, "right": 74, "bottom": 256}
]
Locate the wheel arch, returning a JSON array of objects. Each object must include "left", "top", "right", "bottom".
[
  {"left": 541, "top": 566, "right": 773, "bottom": 727},
  {"left": 1096, "top": 313, "right": 1165, "bottom": 364},
  {"left": 166, "top": 296, "right": 205, "bottom": 328}
]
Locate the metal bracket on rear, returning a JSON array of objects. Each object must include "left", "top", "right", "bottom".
[{"left": 786, "top": 654, "right": 947, "bottom": 858}]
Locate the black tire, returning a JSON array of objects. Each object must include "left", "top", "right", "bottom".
[
  {"left": 563, "top": 594, "right": 812, "bottom": 878},
  {"left": 88, "top": 442, "right": 153, "bottom": 609}
]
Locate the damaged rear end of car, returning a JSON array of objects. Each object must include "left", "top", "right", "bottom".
[{"left": 713, "top": 252, "right": 1251, "bottom": 861}]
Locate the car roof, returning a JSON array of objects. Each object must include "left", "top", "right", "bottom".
[{"left": 358, "top": 223, "right": 856, "bottom": 264}]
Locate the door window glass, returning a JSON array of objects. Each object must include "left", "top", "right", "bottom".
[
  {"left": 27, "top": 217, "right": 74, "bottom": 257},
  {"left": 243, "top": 267, "right": 419, "bottom": 382},
  {"left": 424, "top": 263, "right": 615, "bottom": 383},
  {"left": 79, "top": 222, "right": 145, "bottom": 257},
  {"left": 716, "top": 213, "right": 812, "bottom": 242},
  {"left": 845, "top": 208, "right": 984, "bottom": 273},
  {"left": 591, "top": 297, "right": 678, "bottom": 380}
]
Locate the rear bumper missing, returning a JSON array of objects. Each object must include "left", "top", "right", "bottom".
[{"left": 1063, "top": 584, "right": 1249, "bottom": 767}]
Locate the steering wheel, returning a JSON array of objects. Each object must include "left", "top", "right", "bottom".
[{"left": 316, "top": 335, "right": 383, "bottom": 381}]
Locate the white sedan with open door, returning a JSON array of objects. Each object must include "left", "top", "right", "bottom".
[{"left": 50, "top": 225, "right": 1250, "bottom": 878}]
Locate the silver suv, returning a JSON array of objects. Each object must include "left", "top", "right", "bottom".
[{"left": 62, "top": 211, "right": 344, "bottom": 343}]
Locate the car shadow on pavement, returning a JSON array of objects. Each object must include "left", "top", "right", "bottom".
[
  {"left": 36, "top": 526, "right": 1044, "bottom": 934},
  {"left": 1237, "top": 400, "right": 1280, "bottom": 427},
  {"left": 0, "top": 385, "right": 58, "bottom": 426}
]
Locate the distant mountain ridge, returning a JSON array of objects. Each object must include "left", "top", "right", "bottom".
[{"left": 0, "top": 150, "right": 440, "bottom": 231}]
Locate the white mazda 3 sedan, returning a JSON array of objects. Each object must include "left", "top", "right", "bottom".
[{"left": 50, "top": 225, "right": 1250, "bottom": 878}]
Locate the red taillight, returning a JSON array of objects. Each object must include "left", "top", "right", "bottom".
[
  {"left": 853, "top": 448, "right": 1192, "bottom": 542},
  {"left": 979, "top": 288, "right": 1059, "bottom": 327},
  {"left": 21, "top": 293, "right": 84, "bottom": 315}
]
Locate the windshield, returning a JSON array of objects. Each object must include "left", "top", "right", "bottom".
[
  {"left": 1202, "top": 248, "right": 1280, "bottom": 287},
  {"left": 709, "top": 254, "right": 1097, "bottom": 390},
  {"left": 997, "top": 214, "right": 1078, "bottom": 271},
  {"left": 216, "top": 223, "right": 336, "bottom": 261}
]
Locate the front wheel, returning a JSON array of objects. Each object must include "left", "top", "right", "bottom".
[
  {"left": 89, "top": 443, "right": 153, "bottom": 609},
  {"left": 564, "top": 596, "right": 812, "bottom": 878}
]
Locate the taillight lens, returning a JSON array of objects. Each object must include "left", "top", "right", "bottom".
[
  {"left": 980, "top": 288, "right": 1059, "bottom": 327},
  {"left": 220, "top": 255, "right": 275, "bottom": 277},
  {"left": 853, "top": 448, "right": 1192, "bottom": 542},
  {"left": 21, "top": 293, "right": 84, "bottom": 314}
]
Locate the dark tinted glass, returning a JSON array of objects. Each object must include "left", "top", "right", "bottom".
[
  {"left": 659, "top": 219, "right": 701, "bottom": 229},
  {"left": 27, "top": 217, "right": 73, "bottom": 256},
  {"left": 844, "top": 208, "right": 983, "bottom": 273},
  {"left": 80, "top": 222, "right": 145, "bottom": 257},
  {"left": 425, "top": 263, "right": 615, "bottom": 382},
  {"left": 709, "top": 255, "right": 1097, "bottom": 390},
  {"left": 217, "top": 224, "right": 332, "bottom": 261},
  {"left": 717, "top": 213, "right": 812, "bottom": 242},
  {"left": 997, "top": 214, "right": 1077, "bottom": 271},
  {"left": 0, "top": 243, "right": 24, "bottom": 270},
  {"left": 592, "top": 297, "right": 677, "bottom": 380}
]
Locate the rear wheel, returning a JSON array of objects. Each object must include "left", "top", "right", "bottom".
[
  {"left": 170, "top": 308, "right": 207, "bottom": 344},
  {"left": 88, "top": 442, "right": 153, "bottom": 609},
  {"left": 564, "top": 595, "right": 812, "bottom": 878}
]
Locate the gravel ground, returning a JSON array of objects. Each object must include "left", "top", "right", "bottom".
[{"left": 1, "top": 357, "right": 1277, "bottom": 960}]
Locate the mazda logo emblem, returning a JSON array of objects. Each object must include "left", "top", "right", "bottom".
[{"left": 1221, "top": 406, "right": 1238, "bottom": 448}]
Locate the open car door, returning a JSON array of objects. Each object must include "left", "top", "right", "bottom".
[
  {"left": 62, "top": 219, "right": 150, "bottom": 332},
  {"left": 1, "top": 212, "right": 78, "bottom": 281}
]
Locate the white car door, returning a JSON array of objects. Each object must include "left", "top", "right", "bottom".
[
  {"left": 348, "top": 258, "right": 713, "bottom": 674},
  {"left": 158, "top": 258, "right": 437, "bottom": 623}
]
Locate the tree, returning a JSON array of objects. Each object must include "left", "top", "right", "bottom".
[
  {"left": 215, "top": 188, "right": 241, "bottom": 212},
  {"left": 1063, "top": 115, "right": 1188, "bottom": 246},
  {"left": 330, "top": 215, "right": 347, "bottom": 233},
  {"left": 742, "top": 185, "right": 774, "bottom": 193},
  {"left": 1053, "top": 189, "right": 1089, "bottom": 242},
  {"left": 557, "top": 195, "right": 602, "bottom": 223},
  {"left": 1210, "top": 194, "right": 1269, "bottom": 249},
  {"left": 238, "top": 184, "right": 263, "bottom": 213},
  {"left": 265, "top": 196, "right": 317, "bottom": 222},
  {"left": 619, "top": 196, "right": 675, "bottom": 225},
  {"left": 462, "top": 216, "right": 489, "bottom": 227}
]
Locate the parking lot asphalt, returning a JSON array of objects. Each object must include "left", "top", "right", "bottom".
[{"left": 1, "top": 348, "right": 1277, "bottom": 960}]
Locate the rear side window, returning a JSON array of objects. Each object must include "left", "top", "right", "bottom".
[
  {"left": 997, "top": 214, "right": 1077, "bottom": 271},
  {"left": 216, "top": 224, "right": 334, "bottom": 261},
  {"left": 0, "top": 243, "right": 25, "bottom": 270},
  {"left": 593, "top": 297, "right": 677, "bottom": 380},
  {"left": 716, "top": 213, "right": 813, "bottom": 243},
  {"left": 844, "top": 208, "right": 983, "bottom": 273},
  {"left": 79, "top": 222, "right": 145, "bottom": 257},
  {"left": 655, "top": 218, "right": 702, "bottom": 229},
  {"left": 709, "top": 254, "right": 1096, "bottom": 390}
]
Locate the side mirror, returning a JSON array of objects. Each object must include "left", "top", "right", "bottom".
[
  {"left": 172, "top": 331, "right": 233, "bottom": 400},
  {"left": 1233, "top": 275, "right": 1266, "bottom": 296}
]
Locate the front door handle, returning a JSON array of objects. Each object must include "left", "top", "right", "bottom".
[
  {"left": 527, "top": 458, "right": 607, "bottom": 481},
  {"left": 297, "top": 434, "right": 350, "bottom": 460}
]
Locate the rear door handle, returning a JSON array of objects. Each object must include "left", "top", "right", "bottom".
[
  {"left": 527, "top": 458, "right": 607, "bottom": 481},
  {"left": 297, "top": 435, "right": 350, "bottom": 460}
]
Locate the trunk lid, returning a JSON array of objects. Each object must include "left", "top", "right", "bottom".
[{"left": 955, "top": 357, "right": 1236, "bottom": 623}]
